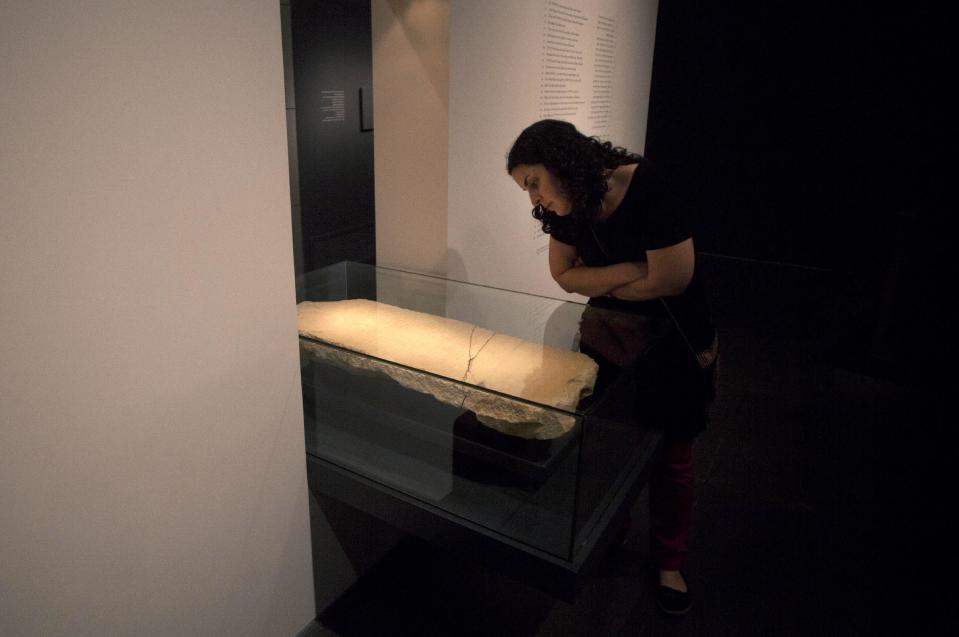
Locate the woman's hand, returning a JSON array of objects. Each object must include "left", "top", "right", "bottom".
[
  {"left": 549, "top": 238, "right": 648, "bottom": 297},
  {"left": 609, "top": 238, "right": 695, "bottom": 301}
]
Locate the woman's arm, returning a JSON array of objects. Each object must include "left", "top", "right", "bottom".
[
  {"left": 608, "top": 238, "right": 695, "bottom": 301},
  {"left": 549, "top": 237, "right": 646, "bottom": 297}
]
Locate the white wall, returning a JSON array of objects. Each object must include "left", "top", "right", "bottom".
[
  {"left": 0, "top": 2, "right": 314, "bottom": 636},
  {"left": 447, "top": 0, "right": 659, "bottom": 298},
  {"left": 371, "top": 0, "right": 658, "bottom": 296},
  {"left": 372, "top": 0, "right": 450, "bottom": 276}
]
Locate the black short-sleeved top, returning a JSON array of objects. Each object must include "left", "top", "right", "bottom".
[{"left": 547, "top": 157, "right": 715, "bottom": 353}]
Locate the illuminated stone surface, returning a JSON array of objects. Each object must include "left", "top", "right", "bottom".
[{"left": 297, "top": 299, "right": 597, "bottom": 439}]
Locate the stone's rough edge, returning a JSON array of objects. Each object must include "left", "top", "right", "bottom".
[{"left": 300, "top": 339, "right": 577, "bottom": 439}]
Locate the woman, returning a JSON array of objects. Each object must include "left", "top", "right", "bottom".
[{"left": 507, "top": 119, "right": 718, "bottom": 616}]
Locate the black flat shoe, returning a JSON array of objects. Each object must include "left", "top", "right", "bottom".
[{"left": 655, "top": 574, "right": 692, "bottom": 616}]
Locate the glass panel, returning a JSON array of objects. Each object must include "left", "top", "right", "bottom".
[
  {"left": 298, "top": 262, "right": 662, "bottom": 561},
  {"left": 301, "top": 339, "right": 582, "bottom": 558}
]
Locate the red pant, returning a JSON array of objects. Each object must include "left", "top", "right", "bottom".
[{"left": 650, "top": 439, "right": 694, "bottom": 570}]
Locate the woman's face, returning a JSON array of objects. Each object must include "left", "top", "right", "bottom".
[{"left": 510, "top": 164, "right": 572, "bottom": 216}]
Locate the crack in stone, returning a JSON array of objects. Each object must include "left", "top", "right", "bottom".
[{"left": 461, "top": 326, "right": 496, "bottom": 407}]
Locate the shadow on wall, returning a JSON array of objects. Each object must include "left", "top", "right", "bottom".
[{"left": 384, "top": 0, "right": 450, "bottom": 108}]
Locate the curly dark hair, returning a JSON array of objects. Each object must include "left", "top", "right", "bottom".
[{"left": 506, "top": 119, "right": 641, "bottom": 227}]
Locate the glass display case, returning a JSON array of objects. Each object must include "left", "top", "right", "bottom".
[{"left": 297, "top": 262, "right": 665, "bottom": 593}]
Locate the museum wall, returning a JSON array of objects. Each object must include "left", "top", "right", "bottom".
[
  {"left": 446, "top": 0, "right": 659, "bottom": 299},
  {"left": 371, "top": 0, "right": 450, "bottom": 276},
  {"left": 291, "top": 0, "right": 376, "bottom": 273},
  {"left": 280, "top": 1, "right": 305, "bottom": 277},
  {"left": 0, "top": 3, "right": 314, "bottom": 635},
  {"left": 371, "top": 0, "right": 658, "bottom": 296}
]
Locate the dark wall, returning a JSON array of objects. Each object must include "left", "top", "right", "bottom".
[
  {"left": 292, "top": 0, "right": 375, "bottom": 271},
  {"left": 645, "top": 2, "right": 951, "bottom": 382},
  {"left": 645, "top": 1, "right": 948, "bottom": 271}
]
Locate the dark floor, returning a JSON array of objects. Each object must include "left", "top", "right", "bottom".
[{"left": 304, "top": 256, "right": 955, "bottom": 636}]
